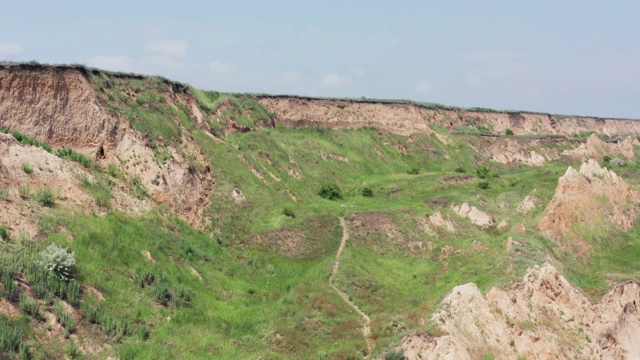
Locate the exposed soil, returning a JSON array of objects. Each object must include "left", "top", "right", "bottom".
[
  {"left": 564, "top": 134, "right": 638, "bottom": 161},
  {"left": 451, "top": 203, "right": 494, "bottom": 229},
  {"left": 259, "top": 96, "right": 640, "bottom": 137},
  {"left": 0, "top": 66, "right": 215, "bottom": 229},
  {"left": 399, "top": 263, "right": 640, "bottom": 360},
  {"left": 538, "top": 159, "right": 639, "bottom": 244}
]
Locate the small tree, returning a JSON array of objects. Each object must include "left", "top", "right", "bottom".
[
  {"left": 38, "top": 244, "right": 76, "bottom": 280},
  {"left": 361, "top": 187, "right": 374, "bottom": 197},
  {"left": 505, "top": 128, "right": 514, "bottom": 136}
]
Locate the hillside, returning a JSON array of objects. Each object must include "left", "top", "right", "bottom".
[{"left": 1, "top": 63, "right": 640, "bottom": 359}]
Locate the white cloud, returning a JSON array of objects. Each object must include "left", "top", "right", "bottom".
[
  {"left": 319, "top": 73, "right": 352, "bottom": 88},
  {"left": 145, "top": 39, "right": 189, "bottom": 58},
  {"left": 415, "top": 80, "right": 432, "bottom": 94},
  {"left": 0, "top": 42, "right": 24, "bottom": 56},
  {"left": 209, "top": 61, "right": 235, "bottom": 77},
  {"left": 278, "top": 71, "right": 300, "bottom": 85},
  {"left": 86, "top": 55, "right": 134, "bottom": 72}
]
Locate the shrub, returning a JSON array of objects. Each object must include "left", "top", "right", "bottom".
[
  {"left": 0, "top": 225, "right": 7, "bottom": 241},
  {"left": 603, "top": 155, "right": 612, "bottom": 163},
  {"left": 318, "top": 183, "right": 343, "bottom": 201},
  {"left": 35, "top": 189, "right": 55, "bottom": 207},
  {"left": 505, "top": 128, "right": 514, "bottom": 136},
  {"left": 609, "top": 158, "right": 626, "bottom": 167},
  {"left": 283, "top": 207, "right": 296, "bottom": 218},
  {"left": 478, "top": 181, "right": 490, "bottom": 189},
  {"left": 475, "top": 166, "right": 491, "bottom": 179},
  {"left": 38, "top": 244, "right": 76, "bottom": 281},
  {"left": 361, "top": 187, "right": 374, "bottom": 197},
  {"left": 454, "top": 167, "right": 466, "bottom": 173},
  {"left": 22, "top": 163, "right": 33, "bottom": 174},
  {"left": 407, "top": 167, "right": 420, "bottom": 175}
]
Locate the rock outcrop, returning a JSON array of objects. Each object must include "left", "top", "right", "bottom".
[
  {"left": 400, "top": 263, "right": 640, "bottom": 360},
  {"left": 451, "top": 203, "right": 494, "bottom": 229},
  {"left": 563, "top": 133, "right": 638, "bottom": 161},
  {"left": 537, "top": 159, "right": 639, "bottom": 243}
]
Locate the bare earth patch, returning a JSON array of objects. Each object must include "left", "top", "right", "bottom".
[{"left": 400, "top": 263, "right": 640, "bottom": 360}]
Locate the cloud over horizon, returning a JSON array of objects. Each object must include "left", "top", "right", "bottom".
[{"left": 0, "top": 42, "right": 24, "bottom": 57}]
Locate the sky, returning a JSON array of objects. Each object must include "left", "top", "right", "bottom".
[{"left": 1, "top": 0, "right": 639, "bottom": 118}]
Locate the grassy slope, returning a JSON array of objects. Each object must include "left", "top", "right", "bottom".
[{"left": 2, "top": 71, "right": 640, "bottom": 359}]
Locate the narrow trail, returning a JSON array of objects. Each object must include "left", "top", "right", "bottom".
[{"left": 329, "top": 218, "right": 374, "bottom": 357}]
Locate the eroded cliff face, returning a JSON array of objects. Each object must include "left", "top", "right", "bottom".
[
  {"left": 399, "top": 263, "right": 640, "bottom": 360},
  {"left": 0, "top": 65, "right": 118, "bottom": 154},
  {"left": 0, "top": 65, "right": 214, "bottom": 229},
  {"left": 259, "top": 97, "right": 640, "bottom": 137},
  {"left": 537, "top": 159, "right": 639, "bottom": 249}
]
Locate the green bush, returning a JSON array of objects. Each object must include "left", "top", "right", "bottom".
[
  {"left": 38, "top": 244, "right": 76, "bottom": 281},
  {"left": 318, "top": 183, "right": 343, "bottom": 201},
  {"left": 478, "top": 181, "right": 490, "bottom": 189},
  {"left": 35, "top": 189, "right": 55, "bottom": 207},
  {"left": 454, "top": 167, "right": 466, "bottom": 173},
  {"left": 0, "top": 225, "right": 7, "bottom": 241},
  {"left": 475, "top": 166, "right": 491, "bottom": 179},
  {"left": 505, "top": 128, "right": 514, "bottom": 136},
  {"left": 361, "top": 187, "right": 374, "bottom": 197},
  {"left": 407, "top": 167, "right": 420, "bottom": 175},
  {"left": 603, "top": 155, "right": 612, "bottom": 163},
  {"left": 283, "top": 207, "right": 296, "bottom": 218},
  {"left": 21, "top": 163, "right": 33, "bottom": 174}
]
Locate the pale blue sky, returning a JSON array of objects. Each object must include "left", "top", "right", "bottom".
[{"left": 1, "top": 1, "right": 639, "bottom": 118}]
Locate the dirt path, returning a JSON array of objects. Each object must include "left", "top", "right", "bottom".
[{"left": 329, "top": 218, "right": 373, "bottom": 356}]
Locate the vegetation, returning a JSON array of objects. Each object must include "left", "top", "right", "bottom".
[
  {"left": 1, "top": 65, "right": 639, "bottom": 358},
  {"left": 38, "top": 244, "right": 75, "bottom": 280},
  {"left": 21, "top": 162, "right": 33, "bottom": 174}
]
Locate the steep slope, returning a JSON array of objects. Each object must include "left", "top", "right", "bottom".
[
  {"left": 399, "top": 263, "right": 640, "bottom": 360},
  {"left": 259, "top": 96, "right": 640, "bottom": 137},
  {"left": 537, "top": 159, "right": 639, "bottom": 248},
  {"left": 3, "top": 63, "right": 640, "bottom": 359}
]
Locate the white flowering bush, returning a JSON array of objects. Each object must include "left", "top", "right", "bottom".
[{"left": 38, "top": 244, "right": 76, "bottom": 280}]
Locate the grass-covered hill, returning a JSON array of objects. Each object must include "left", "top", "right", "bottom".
[{"left": 0, "top": 64, "right": 640, "bottom": 359}]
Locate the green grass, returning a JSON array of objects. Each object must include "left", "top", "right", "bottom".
[{"left": 3, "top": 69, "right": 639, "bottom": 358}]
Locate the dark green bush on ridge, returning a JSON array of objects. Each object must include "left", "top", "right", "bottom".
[
  {"left": 318, "top": 183, "right": 343, "bottom": 200},
  {"left": 361, "top": 187, "right": 374, "bottom": 197}
]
